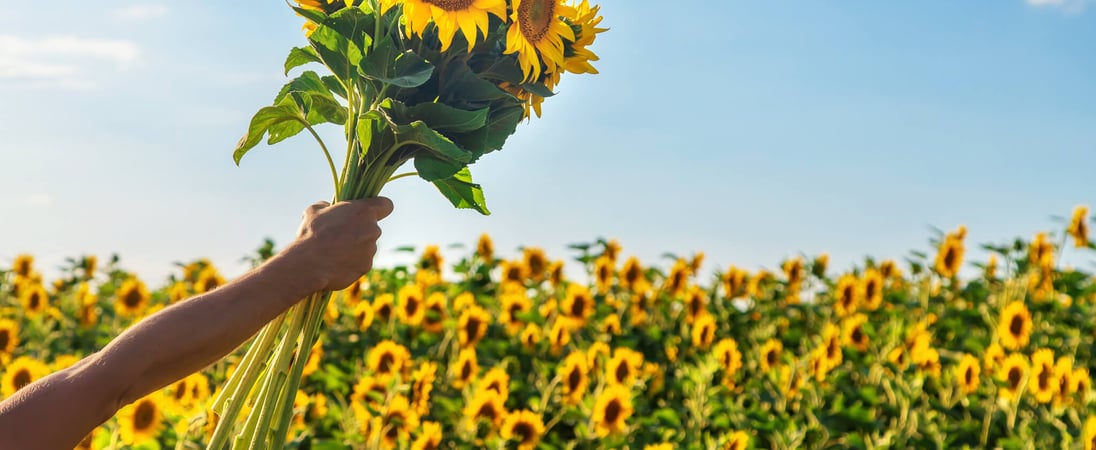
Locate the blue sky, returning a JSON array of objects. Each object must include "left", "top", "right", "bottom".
[{"left": 1, "top": 1, "right": 1094, "bottom": 284}]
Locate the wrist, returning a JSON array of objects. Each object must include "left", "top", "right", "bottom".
[{"left": 263, "top": 244, "right": 330, "bottom": 295}]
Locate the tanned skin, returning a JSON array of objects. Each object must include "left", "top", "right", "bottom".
[{"left": 0, "top": 198, "right": 394, "bottom": 450}]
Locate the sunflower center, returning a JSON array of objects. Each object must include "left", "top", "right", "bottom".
[
  {"left": 461, "top": 361, "right": 473, "bottom": 380},
  {"left": 507, "top": 267, "right": 523, "bottom": 281},
  {"left": 723, "top": 351, "right": 733, "bottom": 368},
  {"left": 852, "top": 327, "right": 864, "bottom": 344},
  {"left": 12, "top": 369, "right": 32, "bottom": 391},
  {"left": 728, "top": 441, "right": 742, "bottom": 450},
  {"left": 1008, "top": 367, "right": 1022, "bottom": 389},
  {"left": 514, "top": 421, "right": 536, "bottom": 443},
  {"left": 465, "top": 317, "right": 482, "bottom": 340},
  {"left": 134, "top": 401, "right": 156, "bottom": 430},
  {"left": 29, "top": 292, "right": 41, "bottom": 310},
  {"left": 1009, "top": 316, "right": 1024, "bottom": 336},
  {"left": 943, "top": 247, "right": 956, "bottom": 270},
  {"left": 625, "top": 266, "right": 639, "bottom": 285},
  {"left": 426, "top": 305, "right": 443, "bottom": 324},
  {"left": 0, "top": 330, "right": 9, "bottom": 350},
  {"left": 385, "top": 412, "right": 405, "bottom": 439},
  {"left": 571, "top": 296, "right": 586, "bottom": 317},
  {"left": 477, "top": 403, "right": 498, "bottom": 421},
  {"left": 826, "top": 338, "right": 839, "bottom": 360},
  {"left": 378, "top": 304, "right": 392, "bottom": 320},
  {"left": 766, "top": 350, "right": 777, "bottom": 367},
  {"left": 174, "top": 380, "right": 188, "bottom": 400},
  {"left": 378, "top": 353, "right": 395, "bottom": 373},
  {"left": 965, "top": 367, "right": 974, "bottom": 385},
  {"left": 529, "top": 255, "right": 545, "bottom": 274},
  {"left": 1038, "top": 366, "right": 1051, "bottom": 390},
  {"left": 517, "top": 0, "right": 557, "bottom": 43},
  {"left": 567, "top": 368, "right": 582, "bottom": 392},
  {"left": 865, "top": 280, "right": 878, "bottom": 300},
  {"left": 123, "top": 290, "right": 143, "bottom": 308},
  {"left": 614, "top": 361, "right": 630, "bottom": 383},
  {"left": 603, "top": 399, "right": 621, "bottom": 424},
  {"left": 689, "top": 297, "right": 701, "bottom": 318},
  {"left": 405, "top": 297, "right": 419, "bottom": 317},
  {"left": 423, "top": 0, "right": 475, "bottom": 11}
]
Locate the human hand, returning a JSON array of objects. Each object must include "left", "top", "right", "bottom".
[{"left": 282, "top": 198, "right": 394, "bottom": 291}]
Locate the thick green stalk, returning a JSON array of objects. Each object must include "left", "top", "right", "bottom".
[
  {"left": 268, "top": 293, "right": 330, "bottom": 447},
  {"left": 210, "top": 315, "right": 284, "bottom": 413},
  {"left": 207, "top": 313, "right": 288, "bottom": 449},
  {"left": 239, "top": 302, "right": 310, "bottom": 449}
]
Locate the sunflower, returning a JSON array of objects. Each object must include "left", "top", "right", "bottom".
[
  {"left": 980, "top": 343, "right": 1002, "bottom": 373},
  {"left": 606, "top": 348, "right": 643, "bottom": 387},
  {"left": 169, "top": 376, "right": 194, "bottom": 411},
  {"left": 723, "top": 431, "right": 750, "bottom": 450},
  {"left": 1084, "top": 416, "right": 1096, "bottom": 450},
  {"left": 380, "top": 395, "right": 420, "bottom": 447},
  {"left": 119, "top": 392, "right": 165, "bottom": 445},
  {"left": 683, "top": 286, "right": 708, "bottom": 325},
  {"left": 592, "top": 384, "right": 633, "bottom": 437},
  {"left": 404, "top": 362, "right": 437, "bottom": 417},
  {"left": 367, "top": 340, "right": 411, "bottom": 380},
  {"left": 820, "top": 323, "right": 843, "bottom": 370},
  {"left": 1030, "top": 348, "right": 1057, "bottom": 404},
  {"left": 412, "top": 421, "right": 443, "bottom": 450},
  {"left": 833, "top": 274, "right": 859, "bottom": 317},
  {"left": 417, "top": 245, "right": 443, "bottom": 274},
  {"left": 934, "top": 225, "right": 966, "bottom": 278},
  {"left": 520, "top": 247, "right": 548, "bottom": 282},
  {"left": 955, "top": 354, "right": 981, "bottom": 395},
  {"left": 809, "top": 349, "right": 830, "bottom": 383},
  {"left": 373, "top": 293, "right": 395, "bottom": 323},
  {"left": 397, "top": 284, "right": 426, "bottom": 326},
  {"left": 586, "top": 341, "right": 610, "bottom": 371},
  {"left": 499, "top": 409, "right": 545, "bottom": 450},
  {"left": 1073, "top": 368, "right": 1091, "bottom": 404},
  {"left": 452, "top": 348, "right": 479, "bottom": 389},
  {"left": 500, "top": 260, "right": 528, "bottom": 285},
  {"left": 645, "top": 445, "right": 674, "bottom": 450},
  {"left": 842, "top": 314, "right": 870, "bottom": 353},
  {"left": 353, "top": 300, "right": 376, "bottom": 331},
  {"left": 559, "top": 351, "right": 589, "bottom": 405},
  {"left": 663, "top": 259, "right": 690, "bottom": 297},
  {"left": 79, "top": 302, "right": 99, "bottom": 328},
  {"left": 778, "top": 364, "right": 804, "bottom": 399},
  {"left": 722, "top": 266, "right": 748, "bottom": 300},
  {"left": 1068, "top": 205, "right": 1089, "bottom": 248},
  {"left": 548, "top": 260, "right": 565, "bottom": 287},
  {"left": 884, "top": 347, "right": 908, "bottom": 372},
  {"left": 1, "top": 356, "right": 48, "bottom": 398},
  {"left": 520, "top": 323, "right": 541, "bottom": 349},
  {"left": 600, "top": 313, "right": 622, "bottom": 336},
  {"left": 478, "top": 366, "right": 511, "bottom": 402},
  {"left": 1029, "top": 232, "right": 1054, "bottom": 266},
  {"left": 476, "top": 233, "right": 495, "bottom": 263},
  {"left": 195, "top": 266, "right": 224, "bottom": 294},
  {"left": 1053, "top": 356, "right": 1075, "bottom": 408},
  {"left": 713, "top": 338, "right": 743, "bottom": 382},
  {"left": 630, "top": 289, "right": 651, "bottom": 327},
  {"left": 618, "top": 257, "right": 645, "bottom": 293},
  {"left": 998, "top": 353, "right": 1029, "bottom": 402},
  {"left": 782, "top": 257, "right": 804, "bottom": 288},
  {"left": 19, "top": 283, "right": 48, "bottom": 318},
  {"left": 303, "top": 340, "right": 324, "bottom": 378},
  {"left": 12, "top": 254, "right": 33, "bottom": 277},
  {"left": 997, "top": 301, "right": 1033, "bottom": 350},
  {"left": 351, "top": 375, "right": 389, "bottom": 408},
  {"left": 560, "top": 284, "right": 594, "bottom": 326},
  {"left": 114, "top": 277, "right": 150, "bottom": 318},
  {"left": 759, "top": 339, "right": 783, "bottom": 372},
  {"left": 548, "top": 319, "right": 571, "bottom": 356},
  {"left": 395, "top": 0, "right": 507, "bottom": 52},
  {"left": 691, "top": 313, "right": 717, "bottom": 349},
  {"left": 459, "top": 304, "right": 491, "bottom": 347},
  {"left": 464, "top": 388, "right": 507, "bottom": 431},
  {"left": 500, "top": 291, "right": 533, "bottom": 335},
  {"left": 860, "top": 269, "right": 884, "bottom": 311},
  {"left": 0, "top": 319, "right": 18, "bottom": 357}
]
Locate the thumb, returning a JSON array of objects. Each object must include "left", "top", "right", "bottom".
[{"left": 303, "top": 201, "right": 331, "bottom": 219}]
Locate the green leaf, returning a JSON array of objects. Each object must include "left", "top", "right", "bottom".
[
  {"left": 483, "top": 103, "right": 524, "bottom": 151},
  {"left": 284, "top": 46, "right": 321, "bottom": 75},
  {"left": 308, "top": 25, "right": 362, "bottom": 83},
  {"left": 653, "top": 408, "right": 682, "bottom": 428},
  {"left": 433, "top": 167, "right": 490, "bottom": 215},
  {"left": 519, "top": 82, "right": 555, "bottom": 98},
  {"left": 290, "top": 7, "right": 327, "bottom": 25},
  {"left": 405, "top": 102, "right": 488, "bottom": 133},
  {"left": 440, "top": 60, "right": 510, "bottom": 104},
  {"left": 234, "top": 104, "right": 302, "bottom": 164},
  {"left": 324, "top": 7, "right": 376, "bottom": 50},
  {"left": 414, "top": 156, "right": 464, "bottom": 182},
  {"left": 321, "top": 75, "right": 348, "bottom": 99},
  {"left": 273, "top": 71, "right": 347, "bottom": 126},
  {"left": 360, "top": 37, "right": 434, "bottom": 88},
  {"left": 395, "top": 121, "right": 472, "bottom": 163}
]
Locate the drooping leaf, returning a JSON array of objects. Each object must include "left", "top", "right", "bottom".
[
  {"left": 360, "top": 37, "right": 434, "bottom": 88},
  {"left": 433, "top": 167, "right": 490, "bottom": 215},
  {"left": 284, "top": 46, "right": 322, "bottom": 75},
  {"left": 439, "top": 60, "right": 510, "bottom": 105},
  {"left": 394, "top": 121, "right": 472, "bottom": 163},
  {"left": 414, "top": 155, "right": 464, "bottom": 182},
  {"left": 234, "top": 104, "right": 303, "bottom": 164},
  {"left": 308, "top": 25, "right": 362, "bottom": 83},
  {"left": 405, "top": 102, "right": 488, "bottom": 133}
]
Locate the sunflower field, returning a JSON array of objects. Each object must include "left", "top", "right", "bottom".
[{"left": 2, "top": 206, "right": 1096, "bottom": 450}]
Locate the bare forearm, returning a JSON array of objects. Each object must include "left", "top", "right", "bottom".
[{"left": 95, "top": 249, "right": 325, "bottom": 406}]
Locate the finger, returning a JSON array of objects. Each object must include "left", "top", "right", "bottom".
[
  {"left": 304, "top": 201, "right": 330, "bottom": 218},
  {"left": 366, "top": 197, "right": 394, "bottom": 220}
]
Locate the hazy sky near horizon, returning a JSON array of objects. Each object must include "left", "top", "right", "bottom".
[{"left": 1, "top": 1, "right": 1094, "bottom": 284}]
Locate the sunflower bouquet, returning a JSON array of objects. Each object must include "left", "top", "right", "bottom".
[{"left": 207, "top": 0, "right": 605, "bottom": 448}]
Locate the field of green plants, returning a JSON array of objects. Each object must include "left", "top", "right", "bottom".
[{"left": 1, "top": 207, "right": 1095, "bottom": 449}]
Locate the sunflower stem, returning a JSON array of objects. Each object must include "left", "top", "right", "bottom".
[
  {"left": 386, "top": 171, "right": 418, "bottom": 183},
  {"left": 210, "top": 316, "right": 280, "bottom": 413},
  {"left": 244, "top": 301, "right": 310, "bottom": 449},
  {"left": 269, "top": 292, "right": 331, "bottom": 447}
]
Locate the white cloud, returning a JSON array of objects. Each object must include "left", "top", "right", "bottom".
[
  {"left": 113, "top": 4, "right": 169, "bottom": 21},
  {"left": 1025, "top": 0, "right": 1093, "bottom": 12},
  {"left": 0, "top": 35, "right": 140, "bottom": 89}
]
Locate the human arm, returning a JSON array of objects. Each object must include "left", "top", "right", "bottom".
[{"left": 0, "top": 198, "right": 393, "bottom": 450}]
